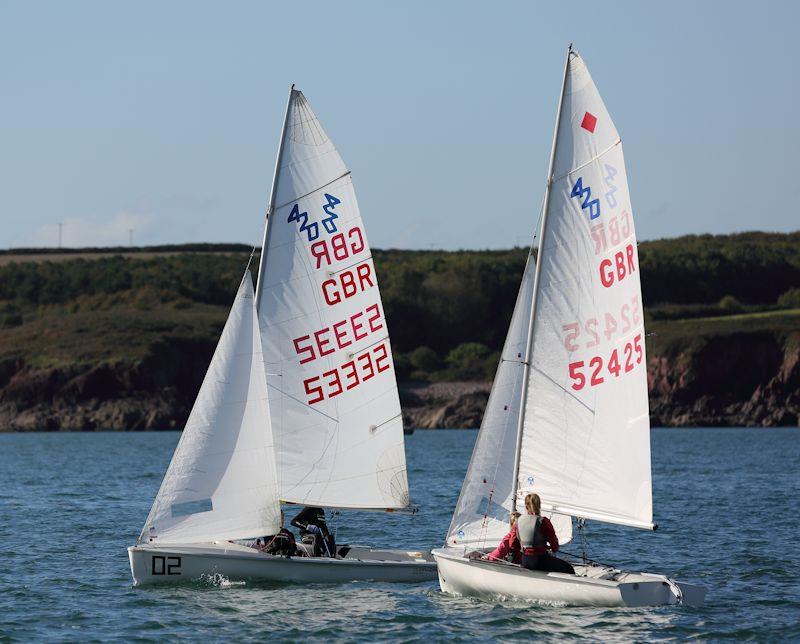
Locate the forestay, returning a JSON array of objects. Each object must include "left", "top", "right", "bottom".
[
  {"left": 257, "top": 89, "right": 409, "bottom": 510},
  {"left": 139, "top": 273, "right": 281, "bottom": 544},
  {"left": 518, "top": 52, "right": 653, "bottom": 529}
]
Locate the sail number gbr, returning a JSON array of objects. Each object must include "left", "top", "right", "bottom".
[
  {"left": 304, "top": 341, "right": 392, "bottom": 404},
  {"left": 567, "top": 334, "right": 642, "bottom": 391}
]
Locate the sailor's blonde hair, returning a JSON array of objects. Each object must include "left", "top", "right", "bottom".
[
  {"left": 509, "top": 511, "right": 521, "bottom": 527},
  {"left": 524, "top": 493, "right": 541, "bottom": 516}
]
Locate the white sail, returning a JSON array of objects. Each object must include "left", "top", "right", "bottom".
[
  {"left": 139, "top": 272, "right": 281, "bottom": 544},
  {"left": 446, "top": 252, "right": 572, "bottom": 548},
  {"left": 517, "top": 52, "right": 653, "bottom": 529},
  {"left": 446, "top": 253, "right": 527, "bottom": 545},
  {"left": 257, "top": 89, "right": 409, "bottom": 510}
]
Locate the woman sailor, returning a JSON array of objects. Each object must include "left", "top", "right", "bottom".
[
  {"left": 516, "top": 493, "right": 574, "bottom": 574},
  {"left": 484, "top": 511, "right": 522, "bottom": 564}
]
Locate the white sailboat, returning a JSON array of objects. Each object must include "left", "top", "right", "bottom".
[
  {"left": 128, "top": 87, "right": 437, "bottom": 585},
  {"left": 432, "top": 48, "right": 707, "bottom": 607}
]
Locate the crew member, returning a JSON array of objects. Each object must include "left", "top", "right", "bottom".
[
  {"left": 291, "top": 506, "right": 336, "bottom": 557},
  {"left": 257, "top": 510, "right": 297, "bottom": 556},
  {"left": 484, "top": 511, "right": 522, "bottom": 564},
  {"left": 517, "top": 493, "right": 575, "bottom": 574}
]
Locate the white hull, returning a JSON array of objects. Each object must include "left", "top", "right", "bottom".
[
  {"left": 433, "top": 548, "right": 706, "bottom": 607},
  {"left": 129, "top": 541, "right": 438, "bottom": 586}
]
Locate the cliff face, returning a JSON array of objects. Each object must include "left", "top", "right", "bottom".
[
  {"left": 400, "top": 382, "right": 491, "bottom": 430},
  {"left": 648, "top": 332, "right": 799, "bottom": 427},
  {"left": 0, "top": 334, "right": 797, "bottom": 431},
  {"left": 0, "top": 338, "right": 213, "bottom": 432}
]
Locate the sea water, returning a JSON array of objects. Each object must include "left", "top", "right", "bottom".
[{"left": 0, "top": 428, "right": 798, "bottom": 641}]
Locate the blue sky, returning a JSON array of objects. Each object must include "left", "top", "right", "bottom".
[{"left": 1, "top": 1, "right": 797, "bottom": 250}]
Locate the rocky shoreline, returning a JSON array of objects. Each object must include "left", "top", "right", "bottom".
[{"left": 1, "top": 337, "right": 797, "bottom": 431}]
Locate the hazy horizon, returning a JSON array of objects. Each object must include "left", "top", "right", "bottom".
[
  {"left": 2, "top": 227, "right": 798, "bottom": 255},
  {"left": 2, "top": 1, "right": 798, "bottom": 250}
]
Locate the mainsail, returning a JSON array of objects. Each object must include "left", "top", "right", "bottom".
[
  {"left": 139, "top": 272, "right": 281, "bottom": 544},
  {"left": 517, "top": 51, "right": 653, "bottom": 530},
  {"left": 256, "top": 88, "right": 409, "bottom": 510},
  {"left": 446, "top": 49, "right": 652, "bottom": 551}
]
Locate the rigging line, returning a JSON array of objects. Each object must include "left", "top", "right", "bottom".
[
  {"left": 531, "top": 365, "right": 595, "bottom": 415},
  {"left": 265, "top": 381, "right": 340, "bottom": 423},
  {"left": 274, "top": 171, "right": 352, "bottom": 212},
  {"left": 558, "top": 550, "right": 610, "bottom": 568},
  {"left": 552, "top": 139, "right": 622, "bottom": 185},
  {"left": 371, "top": 412, "right": 402, "bottom": 432},
  {"left": 530, "top": 191, "right": 546, "bottom": 245},
  {"left": 243, "top": 245, "right": 258, "bottom": 275},
  {"left": 349, "top": 335, "right": 389, "bottom": 358}
]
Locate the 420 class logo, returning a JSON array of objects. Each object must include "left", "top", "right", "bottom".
[
  {"left": 570, "top": 177, "right": 601, "bottom": 220},
  {"left": 571, "top": 164, "right": 622, "bottom": 221},
  {"left": 287, "top": 193, "right": 341, "bottom": 242}
]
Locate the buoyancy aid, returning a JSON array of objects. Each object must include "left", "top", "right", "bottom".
[{"left": 517, "top": 514, "right": 547, "bottom": 550}]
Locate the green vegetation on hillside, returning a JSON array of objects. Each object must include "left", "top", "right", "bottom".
[{"left": 0, "top": 232, "right": 798, "bottom": 382}]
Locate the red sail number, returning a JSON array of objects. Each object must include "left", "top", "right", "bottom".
[{"left": 567, "top": 334, "right": 643, "bottom": 391}]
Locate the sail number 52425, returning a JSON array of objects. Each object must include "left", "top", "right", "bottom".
[{"left": 567, "top": 334, "right": 642, "bottom": 390}]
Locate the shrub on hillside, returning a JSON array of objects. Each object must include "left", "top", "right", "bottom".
[
  {"left": 445, "top": 342, "right": 493, "bottom": 380},
  {"left": 777, "top": 288, "right": 800, "bottom": 310},
  {"left": 409, "top": 346, "right": 441, "bottom": 372},
  {"left": 719, "top": 295, "right": 744, "bottom": 312}
]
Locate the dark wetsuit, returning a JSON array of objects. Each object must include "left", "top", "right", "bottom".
[
  {"left": 260, "top": 527, "right": 296, "bottom": 556},
  {"left": 291, "top": 506, "right": 336, "bottom": 557},
  {"left": 517, "top": 514, "right": 575, "bottom": 574}
]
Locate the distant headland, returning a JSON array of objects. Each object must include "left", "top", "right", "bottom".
[{"left": 0, "top": 231, "right": 798, "bottom": 430}]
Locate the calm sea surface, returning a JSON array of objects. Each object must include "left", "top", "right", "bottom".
[{"left": 1, "top": 428, "right": 798, "bottom": 641}]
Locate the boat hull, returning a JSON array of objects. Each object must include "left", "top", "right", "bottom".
[
  {"left": 129, "top": 541, "right": 438, "bottom": 586},
  {"left": 433, "top": 548, "right": 706, "bottom": 607}
]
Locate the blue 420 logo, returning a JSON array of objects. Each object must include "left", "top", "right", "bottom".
[
  {"left": 571, "top": 177, "right": 601, "bottom": 220},
  {"left": 288, "top": 193, "right": 342, "bottom": 242}
]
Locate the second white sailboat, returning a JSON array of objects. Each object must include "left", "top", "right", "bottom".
[{"left": 433, "top": 47, "right": 706, "bottom": 607}]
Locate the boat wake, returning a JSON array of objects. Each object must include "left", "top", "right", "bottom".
[{"left": 198, "top": 573, "right": 246, "bottom": 589}]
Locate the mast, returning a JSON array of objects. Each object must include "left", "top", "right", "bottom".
[
  {"left": 254, "top": 84, "right": 295, "bottom": 312},
  {"left": 510, "top": 45, "right": 573, "bottom": 512}
]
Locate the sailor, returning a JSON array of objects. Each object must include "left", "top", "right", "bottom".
[
  {"left": 258, "top": 510, "right": 297, "bottom": 556},
  {"left": 483, "top": 511, "right": 522, "bottom": 564},
  {"left": 517, "top": 493, "right": 575, "bottom": 574},
  {"left": 291, "top": 506, "right": 336, "bottom": 557}
]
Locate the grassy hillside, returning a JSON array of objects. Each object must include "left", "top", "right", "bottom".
[
  {"left": 0, "top": 232, "right": 798, "bottom": 430},
  {"left": 1, "top": 232, "right": 799, "bottom": 380}
]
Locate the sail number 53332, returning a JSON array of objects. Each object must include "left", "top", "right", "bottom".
[{"left": 567, "top": 334, "right": 642, "bottom": 390}]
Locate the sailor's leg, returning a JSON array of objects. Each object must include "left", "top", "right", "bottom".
[{"left": 537, "top": 553, "right": 575, "bottom": 574}]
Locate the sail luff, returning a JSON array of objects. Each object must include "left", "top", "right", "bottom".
[
  {"left": 255, "top": 85, "right": 296, "bottom": 312},
  {"left": 510, "top": 44, "right": 574, "bottom": 512}
]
